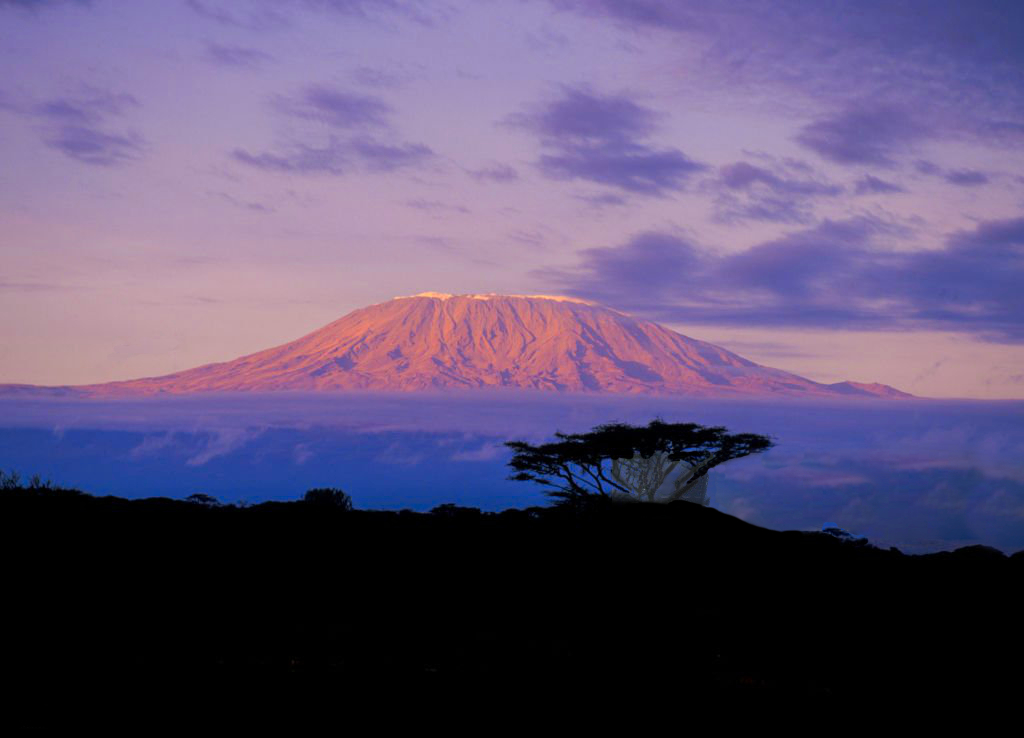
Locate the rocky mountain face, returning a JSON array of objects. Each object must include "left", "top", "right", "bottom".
[{"left": 6, "top": 293, "right": 911, "bottom": 398}]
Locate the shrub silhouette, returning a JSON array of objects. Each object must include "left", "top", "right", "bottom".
[
  {"left": 430, "top": 503, "right": 483, "bottom": 518},
  {"left": 1, "top": 470, "right": 49, "bottom": 490},
  {"left": 185, "top": 493, "right": 221, "bottom": 507},
  {"left": 302, "top": 487, "right": 354, "bottom": 510}
]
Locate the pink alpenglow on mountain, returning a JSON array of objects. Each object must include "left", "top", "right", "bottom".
[{"left": 4, "top": 294, "right": 912, "bottom": 398}]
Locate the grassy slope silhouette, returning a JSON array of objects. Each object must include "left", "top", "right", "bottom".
[{"left": 3, "top": 473, "right": 1021, "bottom": 725}]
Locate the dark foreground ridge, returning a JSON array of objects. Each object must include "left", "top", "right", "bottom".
[{"left": 4, "top": 482, "right": 1021, "bottom": 725}]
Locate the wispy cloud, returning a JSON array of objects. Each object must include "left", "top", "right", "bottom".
[
  {"left": 187, "top": 0, "right": 444, "bottom": 29},
  {"left": 854, "top": 175, "right": 906, "bottom": 195},
  {"left": 0, "top": 280, "right": 78, "bottom": 292},
  {"left": 349, "top": 65, "right": 413, "bottom": 90},
  {"left": 943, "top": 169, "right": 990, "bottom": 187},
  {"left": 507, "top": 86, "right": 706, "bottom": 196},
  {"left": 915, "top": 160, "right": 992, "bottom": 187},
  {"left": 274, "top": 85, "right": 392, "bottom": 129},
  {"left": 574, "top": 192, "right": 628, "bottom": 208},
  {"left": 186, "top": 428, "right": 265, "bottom": 466},
  {"left": 403, "top": 198, "right": 470, "bottom": 214},
  {"left": 233, "top": 138, "right": 348, "bottom": 175},
  {"left": 185, "top": 0, "right": 288, "bottom": 31},
  {"left": 203, "top": 43, "right": 274, "bottom": 69},
  {"left": 42, "top": 126, "right": 144, "bottom": 166},
  {"left": 347, "top": 136, "right": 432, "bottom": 171},
  {"left": 299, "top": 0, "right": 442, "bottom": 23},
  {"left": 795, "top": 105, "right": 929, "bottom": 167},
  {"left": 3, "top": 88, "right": 148, "bottom": 166},
  {"left": 711, "top": 159, "right": 842, "bottom": 224},
  {"left": 468, "top": 163, "right": 519, "bottom": 183},
  {"left": 232, "top": 84, "right": 432, "bottom": 176},
  {"left": 209, "top": 191, "right": 275, "bottom": 213},
  {"left": 0, "top": 0, "right": 93, "bottom": 10}
]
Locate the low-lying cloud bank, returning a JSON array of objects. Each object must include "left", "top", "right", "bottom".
[{"left": 1, "top": 391, "right": 1022, "bottom": 554}]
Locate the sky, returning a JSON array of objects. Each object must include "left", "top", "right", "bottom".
[{"left": 2, "top": 0, "right": 1023, "bottom": 398}]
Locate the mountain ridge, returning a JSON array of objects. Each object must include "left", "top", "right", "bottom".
[{"left": 0, "top": 293, "right": 912, "bottom": 399}]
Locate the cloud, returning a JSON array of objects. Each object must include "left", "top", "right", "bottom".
[
  {"left": 538, "top": 215, "right": 1024, "bottom": 341},
  {"left": 0, "top": 280, "right": 75, "bottom": 292},
  {"left": 713, "top": 195, "right": 812, "bottom": 225},
  {"left": 233, "top": 84, "right": 432, "bottom": 176},
  {"left": 210, "top": 191, "right": 275, "bottom": 213},
  {"left": 186, "top": 428, "right": 265, "bottom": 466},
  {"left": 42, "top": 126, "right": 144, "bottom": 166},
  {"left": 203, "top": 43, "right": 274, "bottom": 69},
  {"left": 450, "top": 442, "right": 505, "bottom": 462},
  {"left": 719, "top": 162, "right": 841, "bottom": 197},
  {"left": 185, "top": 0, "right": 288, "bottom": 30},
  {"left": 943, "top": 169, "right": 990, "bottom": 187},
  {"left": 187, "top": 0, "right": 442, "bottom": 29},
  {"left": 854, "top": 175, "right": 906, "bottom": 195},
  {"left": 350, "top": 66, "right": 412, "bottom": 89},
  {"left": 545, "top": 1, "right": 1024, "bottom": 145},
  {"left": 468, "top": 163, "right": 519, "bottom": 183},
  {"left": 525, "top": 27, "right": 570, "bottom": 55},
  {"left": 507, "top": 86, "right": 706, "bottom": 195},
  {"left": 347, "top": 136, "right": 432, "bottom": 170},
  {"left": 128, "top": 426, "right": 268, "bottom": 466},
  {"left": 34, "top": 90, "right": 138, "bottom": 123},
  {"left": 233, "top": 138, "right": 348, "bottom": 175},
  {"left": 510, "top": 86, "right": 659, "bottom": 141},
  {"left": 547, "top": 0, "right": 700, "bottom": 32},
  {"left": 292, "top": 442, "right": 313, "bottom": 465},
  {"left": 540, "top": 230, "right": 708, "bottom": 305},
  {"left": 915, "top": 160, "right": 992, "bottom": 187},
  {"left": 712, "top": 160, "right": 843, "bottom": 224},
  {"left": 12, "top": 89, "right": 147, "bottom": 166},
  {"left": 276, "top": 85, "right": 392, "bottom": 129},
  {"left": 0, "top": 0, "right": 92, "bottom": 9},
  {"left": 536, "top": 142, "right": 705, "bottom": 195},
  {"left": 299, "top": 0, "right": 441, "bottom": 24},
  {"left": 233, "top": 137, "right": 431, "bottom": 175},
  {"left": 574, "top": 192, "right": 628, "bottom": 208},
  {"left": 404, "top": 199, "right": 470, "bottom": 214},
  {"left": 795, "top": 105, "right": 929, "bottom": 166}
]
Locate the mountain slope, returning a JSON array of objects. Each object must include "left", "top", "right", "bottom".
[{"left": 4, "top": 293, "right": 911, "bottom": 398}]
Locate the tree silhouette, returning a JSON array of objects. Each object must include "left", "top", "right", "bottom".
[
  {"left": 185, "top": 493, "right": 221, "bottom": 507},
  {"left": 302, "top": 488, "right": 354, "bottom": 511},
  {"left": 505, "top": 419, "right": 773, "bottom": 505}
]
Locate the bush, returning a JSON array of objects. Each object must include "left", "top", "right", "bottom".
[{"left": 302, "top": 488, "right": 353, "bottom": 511}]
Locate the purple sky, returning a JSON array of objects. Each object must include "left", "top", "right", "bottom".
[{"left": 2, "top": 0, "right": 1023, "bottom": 398}]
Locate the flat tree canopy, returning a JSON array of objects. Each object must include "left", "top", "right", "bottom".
[{"left": 505, "top": 419, "right": 774, "bottom": 505}]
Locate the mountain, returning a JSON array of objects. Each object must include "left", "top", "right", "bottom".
[{"left": 2, "top": 293, "right": 911, "bottom": 398}]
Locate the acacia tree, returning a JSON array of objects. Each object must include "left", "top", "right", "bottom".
[{"left": 505, "top": 419, "right": 773, "bottom": 505}]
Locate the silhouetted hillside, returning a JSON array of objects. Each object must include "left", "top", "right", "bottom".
[{"left": 3, "top": 481, "right": 1020, "bottom": 726}]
